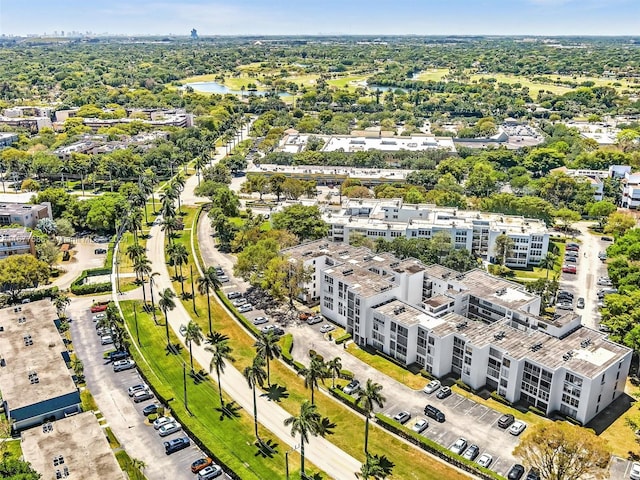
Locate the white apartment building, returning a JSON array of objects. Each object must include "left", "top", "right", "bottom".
[
  {"left": 284, "top": 241, "right": 631, "bottom": 424},
  {"left": 324, "top": 199, "right": 550, "bottom": 267},
  {"left": 621, "top": 171, "right": 640, "bottom": 209},
  {"left": 551, "top": 165, "right": 631, "bottom": 201}
]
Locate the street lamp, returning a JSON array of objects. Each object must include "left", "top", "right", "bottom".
[{"left": 285, "top": 444, "right": 300, "bottom": 480}]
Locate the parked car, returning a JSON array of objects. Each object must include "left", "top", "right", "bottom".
[
  {"left": 497, "top": 413, "right": 515, "bottom": 428},
  {"left": 94, "top": 248, "right": 107, "bottom": 254},
  {"left": 96, "top": 327, "right": 110, "bottom": 336},
  {"left": 298, "top": 312, "right": 312, "bottom": 321},
  {"left": 128, "top": 383, "right": 148, "bottom": 396},
  {"left": 343, "top": 379, "right": 360, "bottom": 395},
  {"left": 411, "top": 418, "right": 428, "bottom": 433},
  {"left": 252, "top": 316, "right": 268, "bottom": 325},
  {"left": 462, "top": 444, "right": 480, "bottom": 461},
  {"left": 630, "top": 462, "right": 640, "bottom": 480},
  {"left": 306, "top": 315, "right": 323, "bottom": 325},
  {"left": 232, "top": 298, "right": 247, "bottom": 307},
  {"left": 507, "top": 464, "right": 526, "bottom": 480},
  {"left": 436, "top": 386, "right": 452, "bottom": 399},
  {"left": 601, "top": 236, "right": 613, "bottom": 242},
  {"left": 562, "top": 265, "right": 577, "bottom": 274},
  {"left": 564, "top": 251, "right": 579, "bottom": 258},
  {"left": 108, "top": 350, "right": 129, "bottom": 362},
  {"left": 164, "top": 437, "right": 190, "bottom": 455},
  {"left": 450, "top": 438, "right": 467, "bottom": 455},
  {"left": 227, "top": 292, "right": 242, "bottom": 299},
  {"left": 90, "top": 303, "right": 109, "bottom": 313},
  {"left": 566, "top": 242, "right": 580, "bottom": 249},
  {"left": 577, "top": 297, "right": 585, "bottom": 309},
  {"left": 179, "top": 324, "right": 187, "bottom": 336},
  {"left": 158, "top": 421, "right": 182, "bottom": 437},
  {"left": 556, "top": 302, "right": 574, "bottom": 311},
  {"left": 565, "top": 245, "right": 579, "bottom": 252},
  {"left": 153, "top": 416, "right": 175, "bottom": 430},
  {"left": 320, "top": 324, "right": 335, "bottom": 333},
  {"left": 423, "top": 380, "right": 441, "bottom": 394},
  {"left": 133, "top": 390, "right": 153, "bottom": 403},
  {"left": 597, "top": 277, "right": 613, "bottom": 286},
  {"left": 564, "top": 256, "right": 577, "bottom": 263},
  {"left": 100, "top": 335, "right": 114, "bottom": 345},
  {"left": 599, "top": 323, "right": 612, "bottom": 333},
  {"left": 598, "top": 251, "right": 607, "bottom": 260},
  {"left": 92, "top": 313, "right": 107, "bottom": 322},
  {"left": 509, "top": 420, "right": 527, "bottom": 436},
  {"left": 477, "top": 453, "right": 493, "bottom": 468},
  {"left": 392, "top": 411, "right": 411, "bottom": 424},
  {"left": 238, "top": 304, "right": 253, "bottom": 313},
  {"left": 197, "top": 465, "right": 223, "bottom": 479},
  {"left": 218, "top": 276, "right": 229, "bottom": 283},
  {"left": 113, "top": 359, "right": 136, "bottom": 372},
  {"left": 191, "top": 458, "right": 214, "bottom": 474},
  {"left": 142, "top": 403, "right": 162, "bottom": 416},
  {"left": 424, "top": 404, "right": 445, "bottom": 422},
  {"left": 525, "top": 468, "right": 540, "bottom": 480}
]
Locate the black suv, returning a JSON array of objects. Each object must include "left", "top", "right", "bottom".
[
  {"left": 508, "top": 464, "right": 525, "bottom": 480},
  {"left": 164, "top": 437, "right": 190, "bottom": 455},
  {"left": 108, "top": 350, "right": 129, "bottom": 362},
  {"left": 424, "top": 404, "right": 445, "bottom": 423},
  {"left": 498, "top": 413, "right": 515, "bottom": 428}
]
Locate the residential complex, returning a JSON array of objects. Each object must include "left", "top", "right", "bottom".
[
  {"left": 284, "top": 241, "right": 631, "bottom": 424},
  {"left": 21, "top": 412, "right": 125, "bottom": 480},
  {"left": 551, "top": 165, "right": 631, "bottom": 201},
  {"left": 0, "top": 201, "right": 52, "bottom": 228},
  {"left": 323, "top": 198, "right": 550, "bottom": 267},
  {"left": 0, "top": 300, "right": 80, "bottom": 431},
  {"left": 0, "top": 227, "right": 35, "bottom": 259},
  {"left": 621, "top": 170, "right": 640, "bottom": 209}
]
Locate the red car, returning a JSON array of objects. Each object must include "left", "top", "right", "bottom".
[
  {"left": 90, "top": 302, "right": 109, "bottom": 313},
  {"left": 191, "top": 457, "right": 213, "bottom": 473},
  {"left": 562, "top": 265, "right": 577, "bottom": 274}
]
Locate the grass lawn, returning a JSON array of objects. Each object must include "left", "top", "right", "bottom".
[
  {"left": 115, "top": 450, "right": 146, "bottom": 480},
  {"left": 346, "top": 343, "right": 426, "bottom": 390},
  {"left": 80, "top": 388, "right": 99, "bottom": 412},
  {"left": 179, "top": 73, "right": 219, "bottom": 84},
  {"left": 120, "top": 300, "right": 315, "bottom": 480},
  {"left": 468, "top": 73, "right": 573, "bottom": 96},
  {"left": 327, "top": 75, "right": 368, "bottom": 88},
  {"left": 414, "top": 68, "right": 449, "bottom": 82},
  {"left": 3, "top": 439, "right": 22, "bottom": 460},
  {"left": 599, "top": 378, "right": 640, "bottom": 458},
  {"left": 283, "top": 74, "right": 320, "bottom": 87},
  {"left": 117, "top": 231, "right": 148, "bottom": 274}
]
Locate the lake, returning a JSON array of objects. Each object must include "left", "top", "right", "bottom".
[{"left": 184, "top": 81, "right": 289, "bottom": 97}]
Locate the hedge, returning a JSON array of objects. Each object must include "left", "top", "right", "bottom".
[
  {"left": 419, "top": 370, "right": 435, "bottom": 380},
  {"left": 454, "top": 379, "right": 473, "bottom": 392},
  {"left": 216, "top": 291, "right": 260, "bottom": 336},
  {"left": 489, "top": 391, "right": 512, "bottom": 406},
  {"left": 375, "top": 414, "right": 504, "bottom": 480},
  {"left": 338, "top": 369, "right": 354, "bottom": 380},
  {"left": 70, "top": 267, "right": 113, "bottom": 295},
  {"left": 334, "top": 332, "right": 352, "bottom": 344},
  {"left": 19, "top": 286, "right": 59, "bottom": 302},
  {"left": 328, "top": 387, "right": 367, "bottom": 415},
  {"left": 280, "top": 334, "right": 294, "bottom": 363}
]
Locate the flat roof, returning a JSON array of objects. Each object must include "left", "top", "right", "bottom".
[
  {"left": 0, "top": 202, "right": 48, "bottom": 216},
  {"left": 432, "top": 313, "right": 631, "bottom": 379},
  {"left": 0, "top": 300, "right": 77, "bottom": 411},
  {"left": 0, "top": 227, "right": 31, "bottom": 241},
  {"left": 374, "top": 299, "right": 430, "bottom": 327},
  {"left": 21, "top": 412, "right": 125, "bottom": 480}
]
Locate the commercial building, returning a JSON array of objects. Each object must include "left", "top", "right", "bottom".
[
  {"left": 0, "top": 228, "right": 35, "bottom": 259},
  {"left": 323, "top": 198, "right": 550, "bottom": 267},
  {"left": 0, "top": 201, "right": 52, "bottom": 228},
  {"left": 21, "top": 412, "right": 125, "bottom": 480},
  {"left": 284, "top": 241, "right": 631, "bottom": 424},
  {"left": 0, "top": 300, "right": 80, "bottom": 431}
]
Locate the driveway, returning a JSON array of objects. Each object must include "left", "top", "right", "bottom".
[
  {"left": 68, "top": 296, "right": 217, "bottom": 480},
  {"left": 45, "top": 240, "right": 106, "bottom": 290}
]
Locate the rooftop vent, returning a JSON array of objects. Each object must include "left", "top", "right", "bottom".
[
  {"left": 17, "top": 316, "right": 26, "bottom": 324},
  {"left": 390, "top": 262, "right": 399, "bottom": 268},
  {"left": 28, "top": 371, "right": 39, "bottom": 384},
  {"left": 456, "top": 321, "right": 468, "bottom": 330},
  {"left": 53, "top": 455, "right": 65, "bottom": 466},
  {"left": 23, "top": 335, "right": 33, "bottom": 346},
  {"left": 13, "top": 307, "right": 21, "bottom": 313},
  {"left": 495, "top": 288, "right": 507, "bottom": 296},
  {"left": 530, "top": 342, "right": 543, "bottom": 352},
  {"left": 494, "top": 331, "right": 506, "bottom": 340},
  {"left": 380, "top": 285, "right": 393, "bottom": 292},
  {"left": 562, "top": 351, "right": 574, "bottom": 361},
  {"left": 343, "top": 269, "right": 353, "bottom": 276},
  {"left": 580, "top": 338, "right": 593, "bottom": 349},
  {"left": 42, "top": 423, "right": 53, "bottom": 433},
  {"left": 393, "top": 306, "right": 406, "bottom": 315}
]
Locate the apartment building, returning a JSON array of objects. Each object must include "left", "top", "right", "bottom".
[
  {"left": 0, "top": 300, "right": 80, "bottom": 431},
  {"left": 621, "top": 171, "right": 640, "bottom": 209},
  {"left": 551, "top": 165, "right": 631, "bottom": 201},
  {"left": 0, "top": 228, "right": 35, "bottom": 259},
  {"left": 284, "top": 240, "right": 631, "bottom": 424},
  {"left": 324, "top": 199, "right": 550, "bottom": 267},
  {"left": 0, "top": 202, "right": 52, "bottom": 228}
]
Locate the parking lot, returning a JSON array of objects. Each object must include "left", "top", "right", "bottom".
[{"left": 69, "top": 298, "right": 232, "bottom": 480}]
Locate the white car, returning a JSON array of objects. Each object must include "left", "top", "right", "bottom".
[
  {"left": 342, "top": 379, "right": 360, "bottom": 395},
  {"left": 113, "top": 359, "right": 136, "bottom": 372},
  {"left": 128, "top": 383, "right": 148, "bottom": 396},
  {"left": 306, "top": 315, "right": 323, "bottom": 325},
  {"left": 179, "top": 324, "right": 187, "bottom": 336},
  {"left": 320, "top": 324, "right": 335, "bottom": 333},
  {"left": 477, "top": 453, "right": 493, "bottom": 468},
  {"left": 238, "top": 304, "right": 253, "bottom": 313},
  {"left": 132, "top": 390, "right": 153, "bottom": 403},
  {"left": 630, "top": 462, "right": 640, "bottom": 480},
  {"left": 509, "top": 421, "right": 527, "bottom": 436},
  {"left": 423, "top": 380, "right": 441, "bottom": 394},
  {"left": 253, "top": 316, "right": 268, "bottom": 325},
  {"left": 92, "top": 313, "right": 106, "bottom": 322},
  {"left": 100, "top": 335, "right": 113, "bottom": 345},
  {"left": 450, "top": 438, "right": 467, "bottom": 455},
  {"left": 158, "top": 421, "right": 182, "bottom": 437},
  {"left": 411, "top": 419, "right": 428, "bottom": 433},
  {"left": 198, "top": 465, "right": 223, "bottom": 479},
  {"left": 153, "top": 416, "right": 175, "bottom": 430},
  {"left": 232, "top": 298, "right": 247, "bottom": 307}
]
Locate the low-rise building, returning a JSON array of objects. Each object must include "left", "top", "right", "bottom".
[
  {"left": 323, "top": 198, "right": 550, "bottom": 267},
  {"left": 551, "top": 165, "right": 631, "bottom": 201},
  {"left": 621, "top": 171, "right": 640, "bottom": 209},
  {"left": 0, "top": 228, "right": 35, "bottom": 259},
  {"left": 0, "top": 300, "right": 80, "bottom": 431},
  {"left": 0, "top": 201, "right": 52, "bottom": 228},
  {"left": 0, "top": 132, "right": 18, "bottom": 149},
  {"left": 21, "top": 412, "right": 125, "bottom": 480},
  {"left": 284, "top": 241, "right": 631, "bottom": 424}
]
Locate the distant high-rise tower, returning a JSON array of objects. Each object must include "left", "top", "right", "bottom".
[{"left": 191, "top": 28, "right": 198, "bottom": 40}]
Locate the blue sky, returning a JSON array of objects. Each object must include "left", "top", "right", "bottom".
[{"left": 0, "top": 0, "right": 638, "bottom": 36}]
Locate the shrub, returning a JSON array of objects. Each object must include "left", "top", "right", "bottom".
[
  {"left": 338, "top": 369, "right": 354, "bottom": 380},
  {"left": 528, "top": 405, "right": 545, "bottom": 416},
  {"left": 280, "top": 334, "right": 293, "bottom": 363},
  {"left": 328, "top": 387, "right": 367, "bottom": 415},
  {"left": 454, "top": 379, "right": 472, "bottom": 392},
  {"left": 293, "top": 361, "right": 306, "bottom": 373},
  {"left": 70, "top": 267, "right": 113, "bottom": 295},
  {"left": 334, "top": 332, "right": 352, "bottom": 344},
  {"left": 489, "top": 391, "right": 511, "bottom": 406},
  {"left": 419, "top": 370, "right": 434, "bottom": 380}
]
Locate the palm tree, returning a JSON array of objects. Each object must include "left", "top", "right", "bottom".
[
  {"left": 131, "top": 458, "right": 146, "bottom": 477},
  {"left": 254, "top": 330, "right": 282, "bottom": 387},
  {"left": 356, "top": 379, "right": 386, "bottom": 454},
  {"left": 126, "top": 243, "right": 145, "bottom": 264},
  {"left": 358, "top": 453, "right": 394, "bottom": 480},
  {"left": 302, "top": 356, "right": 327, "bottom": 404},
  {"left": 170, "top": 243, "right": 189, "bottom": 295},
  {"left": 539, "top": 252, "right": 557, "bottom": 280},
  {"left": 148, "top": 271, "right": 160, "bottom": 321},
  {"left": 133, "top": 255, "right": 152, "bottom": 305},
  {"left": 127, "top": 208, "right": 144, "bottom": 244},
  {"left": 243, "top": 353, "right": 267, "bottom": 439},
  {"left": 327, "top": 356, "right": 342, "bottom": 389},
  {"left": 194, "top": 156, "right": 207, "bottom": 185},
  {"left": 184, "top": 320, "right": 204, "bottom": 373},
  {"left": 197, "top": 267, "right": 221, "bottom": 335},
  {"left": 205, "top": 332, "right": 234, "bottom": 406},
  {"left": 161, "top": 215, "right": 179, "bottom": 244},
  {"left": 167, "top": 243, "right": 179, "bottom": 279},
  {"left": 284, "top": 401, "right": 322, "bottom": 478},
  {"left": 52, "top": 294, "right": 70, "bottom": 318},
  {"left": 158, "top": 288, "right": 177, "bottom": 349},
  {"left": 160, "top": 191, "right": 176, "bottom": 219}
]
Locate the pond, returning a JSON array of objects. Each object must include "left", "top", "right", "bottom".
[
  {"left": 184, "top": 81, "right": 290, "bottom": 97},
  {"left": 367, "top": 83, "right": 409, "bottom": 93}
]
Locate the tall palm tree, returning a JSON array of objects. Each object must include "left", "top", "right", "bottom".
[
  {"left": 158, "top": 288, "right": 177, "bottom": 349},
  {"left": 148, "top": 271, "right": 160, "bottom": 321},
  {"left": 197, "top": 267, "right": 221, "bottom": 335},
  {"left": 126, "top": 243, "right": 145, "bottom": 264},
  {"left": 127, "top": 208, "right": 144, "bottom": 245},
  {"left": 167, "top": 243, "right": 180, "bottom": 279},
  {"left": 356, "top": 379, "right": 386, "bottom": 454},
  {"left": 194, "top": 155, "right": 207, "bottom": 185},
  {"left": 170, "top": 243, "right": 189, "bottom": 295},
  {"left": 52, "top": 293, "right": 70, "bottom": 319},
  {"left": 184, "top": 320, "right": 204, "bottom": 373},
  {"left": 160, "top": 191, "right": 177, "bottom": 219},
  {"left": 284, "top": 401, "right": 322, "bottom": 478},
  {"left": 254, "top": 330, "right": 282, "bottom": 387},
  {"left": 358, "top": 453, "right": 394, "bottom": 480},
  {"left": 205, "top": 332, "right": 234, "bottom": 406},
  {"left": 539, "top": 252, "right": 557, "bottom": 280},
  {"left": 133, "top": 255, "right": 152, "bottom": 305},
  {"left": 302, "top": 356, "right": 327, "bottom": 404},
  {"left": 161, "top": 215, "right": 179, "bottom": 244},
  {"left": 243, "top": 353, "right": 267, "bottom": 439},
  {"left": 327, "top": 356, "right": 342, "bottom": 389}
]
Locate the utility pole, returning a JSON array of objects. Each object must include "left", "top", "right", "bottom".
[{"left": 190, "top": 264, "right": 196, "bottom": 313}]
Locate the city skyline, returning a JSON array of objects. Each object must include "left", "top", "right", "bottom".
[{"left": 0, "top": 0, "right": 639, "bottom": 37}]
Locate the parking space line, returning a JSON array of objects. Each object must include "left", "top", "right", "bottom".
[{"left": 476, "top": 408, "right": 492, "bottom": 422}]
